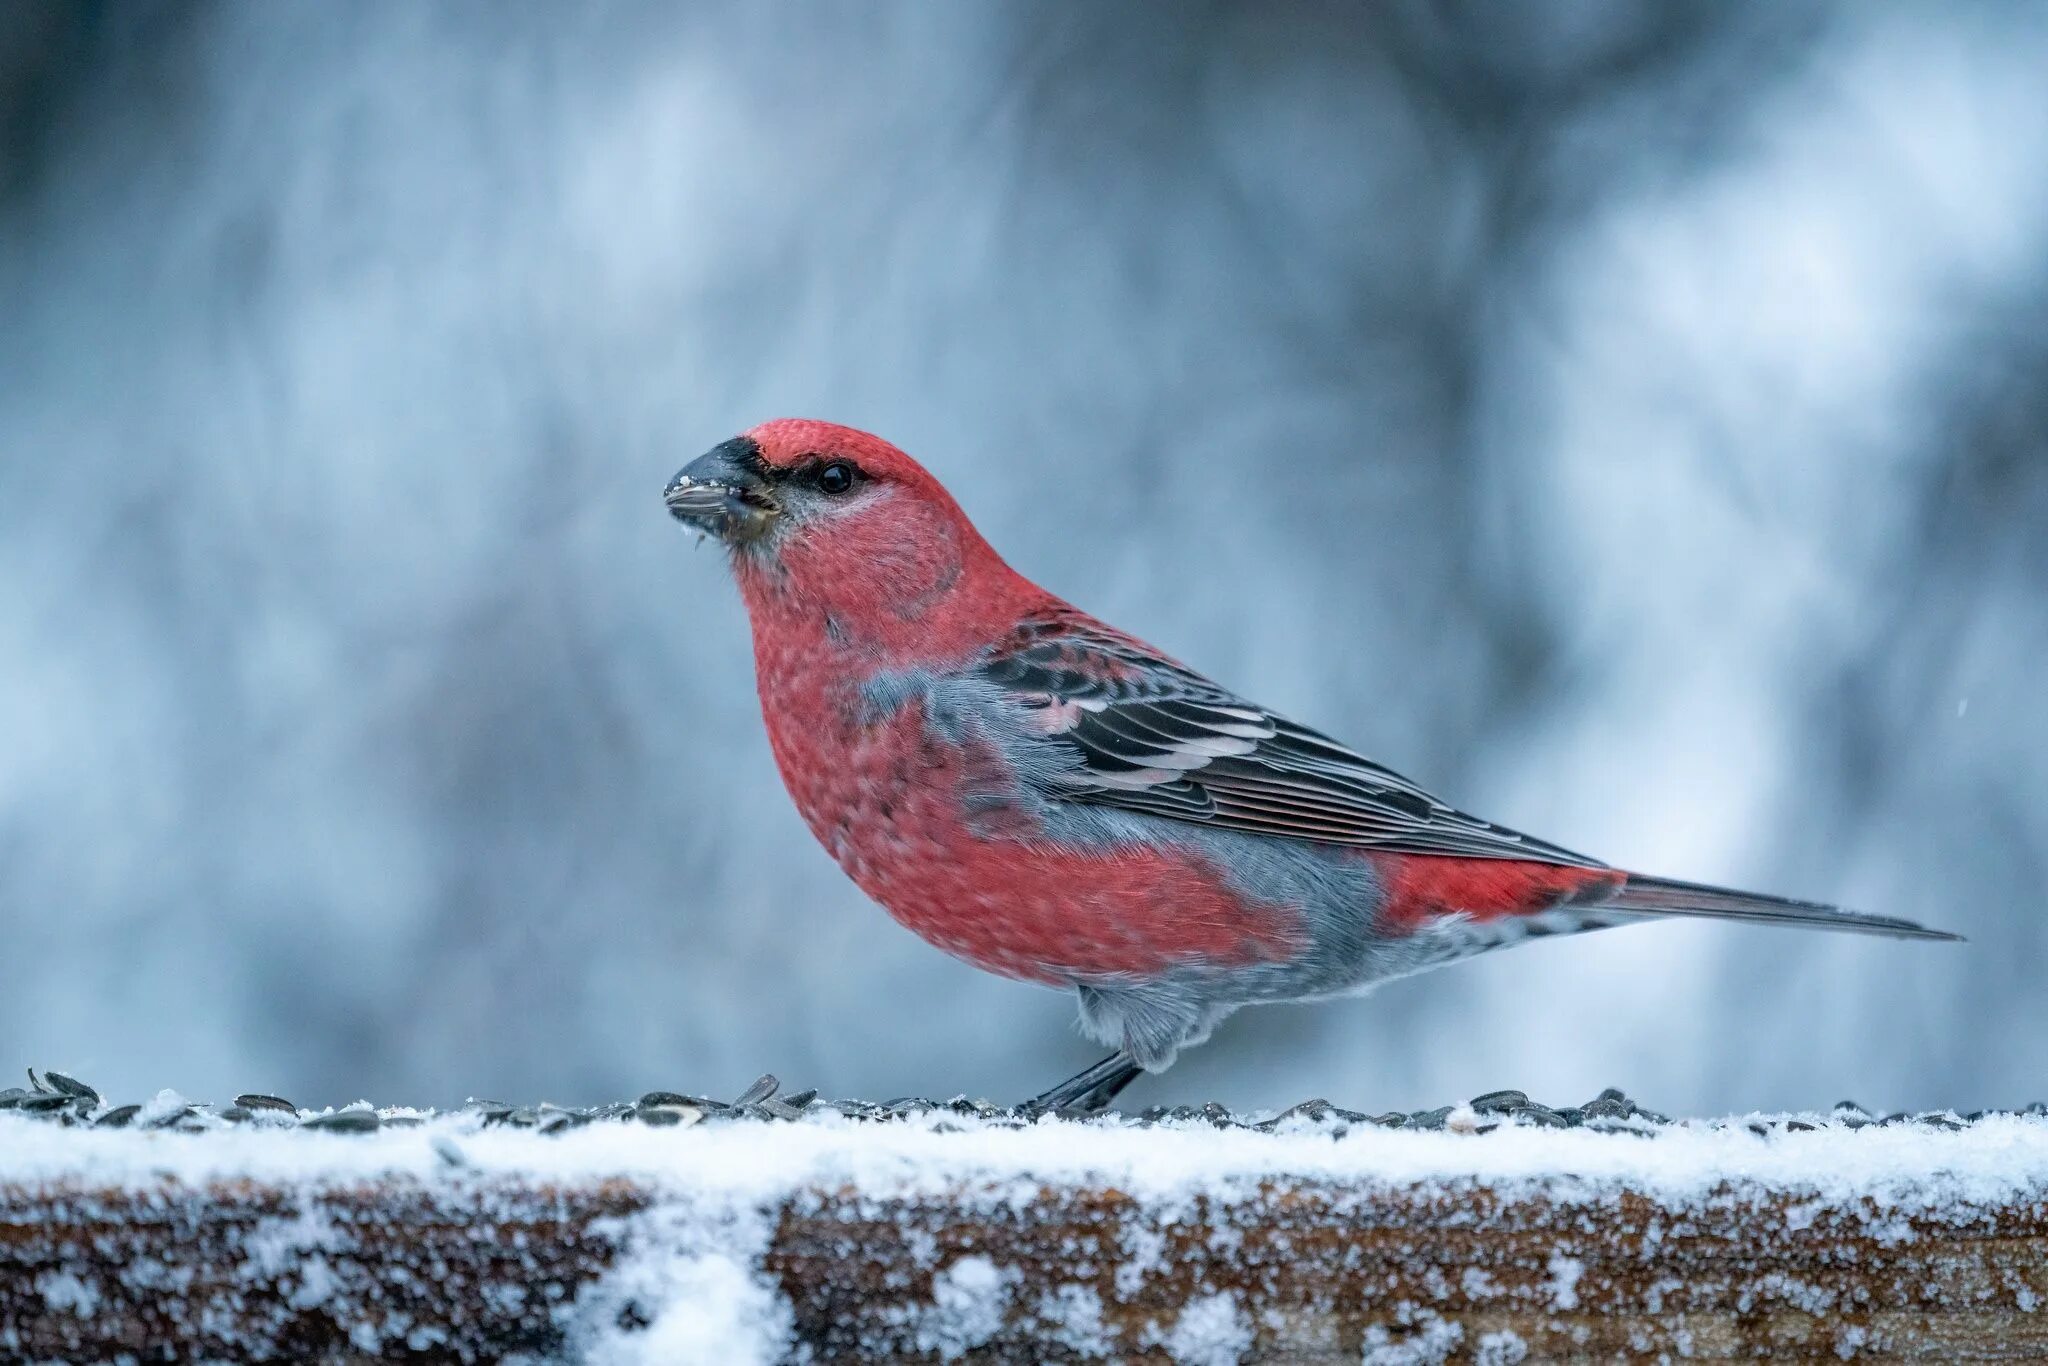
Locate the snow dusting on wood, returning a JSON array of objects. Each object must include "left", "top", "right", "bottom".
[{"left": 4, "top": 1073, "right": 2047, "bottom": 1361}]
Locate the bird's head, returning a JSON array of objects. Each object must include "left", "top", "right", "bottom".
[
  {"left": 664, "top": 419, "right": 941, "bottom": 550},
  {"left": 666, "top": 419, "right": 1020, "bottom": 633}
]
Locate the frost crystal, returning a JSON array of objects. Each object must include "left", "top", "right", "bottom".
[
  {"left": 1160, "top": 1292, "right": 1252, "bottom": 1366},
  {"left": 1475, "top": 1328, "right": 1530, "bottom": 1364},
  {"left": 1545, "top": 1251, "right": 1584, "bottom": 1310},
  {"left": 908, "top": 1256, "right": 1018, "bottom": 1360}
]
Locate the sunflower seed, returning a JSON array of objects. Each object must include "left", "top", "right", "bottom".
[
  {"left": 637, "top": 1104, "right": 702, "bottom": 1127},
  {"left": 42, "top": 1071, "right": 99, "bottom": 1102},
  {"left": 638, "top": 1091, "right": 696, "bottom": 1108},
  {"left": 733, "top": 1075, "right": 780, "bottom": 1107},
  {"left": 1509, "top": 1103, "right": 1569, "bottom": 1128}
]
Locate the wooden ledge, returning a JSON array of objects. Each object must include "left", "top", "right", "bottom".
[{"left": 4, "top": 1105, "right": 2047, "bottom": 1360}]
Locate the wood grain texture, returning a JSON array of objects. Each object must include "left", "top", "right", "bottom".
[{"left": 5, "top": 1171, "right": 2047, "bottom": 1361}]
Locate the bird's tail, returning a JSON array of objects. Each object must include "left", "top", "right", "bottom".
[{"left": 1603, "top": 873, "right": 1962, "bottom": 942}]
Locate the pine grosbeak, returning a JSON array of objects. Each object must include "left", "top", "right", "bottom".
[{"left": 665, "top": 420, "right": 1957, "bottom": 1111}]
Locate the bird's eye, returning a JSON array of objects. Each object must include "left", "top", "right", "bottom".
[{"left": 817, "top": 460, "right": 857, "bottom": 495}]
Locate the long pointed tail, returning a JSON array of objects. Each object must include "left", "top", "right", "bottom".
[{"left": 1605, "top": 873, "right": 1962, "bottom": 942}]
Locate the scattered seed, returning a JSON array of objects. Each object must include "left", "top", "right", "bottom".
[
  {"left": 42, "top": 1071, "right": 99, "bottom": 1103},
  {"left": 7, "top": 1074, "right": 2042, "bottom": 1137},
  {"left": 638, "top": 1091, "right": 695, "bottom": 1108},
  {"left": 732, "top": 1075, "right": 780, "bottom": 1107},
  {"left": 638, "top": 1104, "right": 702, "bottom": 1128},
  {"left": 1508, "top": 1103, "right": 1569, "bottom": 1128},
  {"left": 1276, "top": 1099, "right": 1332, "bottom": 1125}
]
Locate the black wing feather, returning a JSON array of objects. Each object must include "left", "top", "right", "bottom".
[{"left": 981, "top": 612, "right": 1603, "bottom": 868}]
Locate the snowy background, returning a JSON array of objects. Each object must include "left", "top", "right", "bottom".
[{"left": 2, "top": 1, "right": 2044, "bottom": 1117}]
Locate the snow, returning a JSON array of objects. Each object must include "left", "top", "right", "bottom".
[
  {"left": 5, "top": 1105, "right": 2048, "bottom": 1362},
  {"left": 35, "top": 1270, "right": 99, "bottom": 1318},
  {"left": 1474, "top": 1328, "right": 1530, "bottom": 1364},
  {"left": 1157, "top": 1291, "right": 1252, "bottom": 1366},
  {"left": 1363, "top": 1310, "right": 1463, "bottom": 1365},
  {"left": 1032, "top": 1282, "right": 1111, "bottom": 1357},
  {"left": 1544, "top": 1250, "right": 1584, "bottom": 1311},
  {"left": 136, "top": 1087, "right": 197, "bottom": 1127},
  {"left": 905, "top": 1255, "right": 1019, "bottom": 1359},
  {"left": 10, "top": 1105, "right": 2048, "bottom": 1203},
  {"left": 574, "top": 1241, "right": 790, "bottom": 1366}
]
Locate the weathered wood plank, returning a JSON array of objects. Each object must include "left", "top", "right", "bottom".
[{"left": 5, "top": 1171, "right": 2047, "bottom": 1361}]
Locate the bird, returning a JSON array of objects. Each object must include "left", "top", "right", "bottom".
[{"left": 664, "top": 419, "right": 1960, "bottom": 1113}]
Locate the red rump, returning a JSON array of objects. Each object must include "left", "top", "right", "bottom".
[{"left": 1373, "top": 854, "right": 1624, "bottom": 933}]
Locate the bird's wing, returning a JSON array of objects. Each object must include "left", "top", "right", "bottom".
[{"left": 979, "top": 609, "right": 1604, "bottom": 867}]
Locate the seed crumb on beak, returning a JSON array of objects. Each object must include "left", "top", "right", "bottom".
[{"left": 665, "top": 467, "right": 779, "bottom": 545}]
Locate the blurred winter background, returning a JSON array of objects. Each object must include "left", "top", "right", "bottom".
[{"left": 2, "top": 0, "right": 2043, "bottom": 1117}]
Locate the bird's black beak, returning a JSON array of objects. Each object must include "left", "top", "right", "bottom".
[{"left": 665, "top": 436, "right": 779, "bottom": 544}]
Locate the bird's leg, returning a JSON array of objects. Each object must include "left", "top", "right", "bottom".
[{"left": 1019, "top": 1051, "right": 1144, "bottom": 1116}]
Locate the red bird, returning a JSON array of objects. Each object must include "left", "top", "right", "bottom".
[{"left": 665, "top": 419, "right": 1958, "bottom": 1112}]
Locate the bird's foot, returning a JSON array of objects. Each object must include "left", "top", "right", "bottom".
[{"left": 1018, "top": 1051, "right": 1143, "bottom": 1118}]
